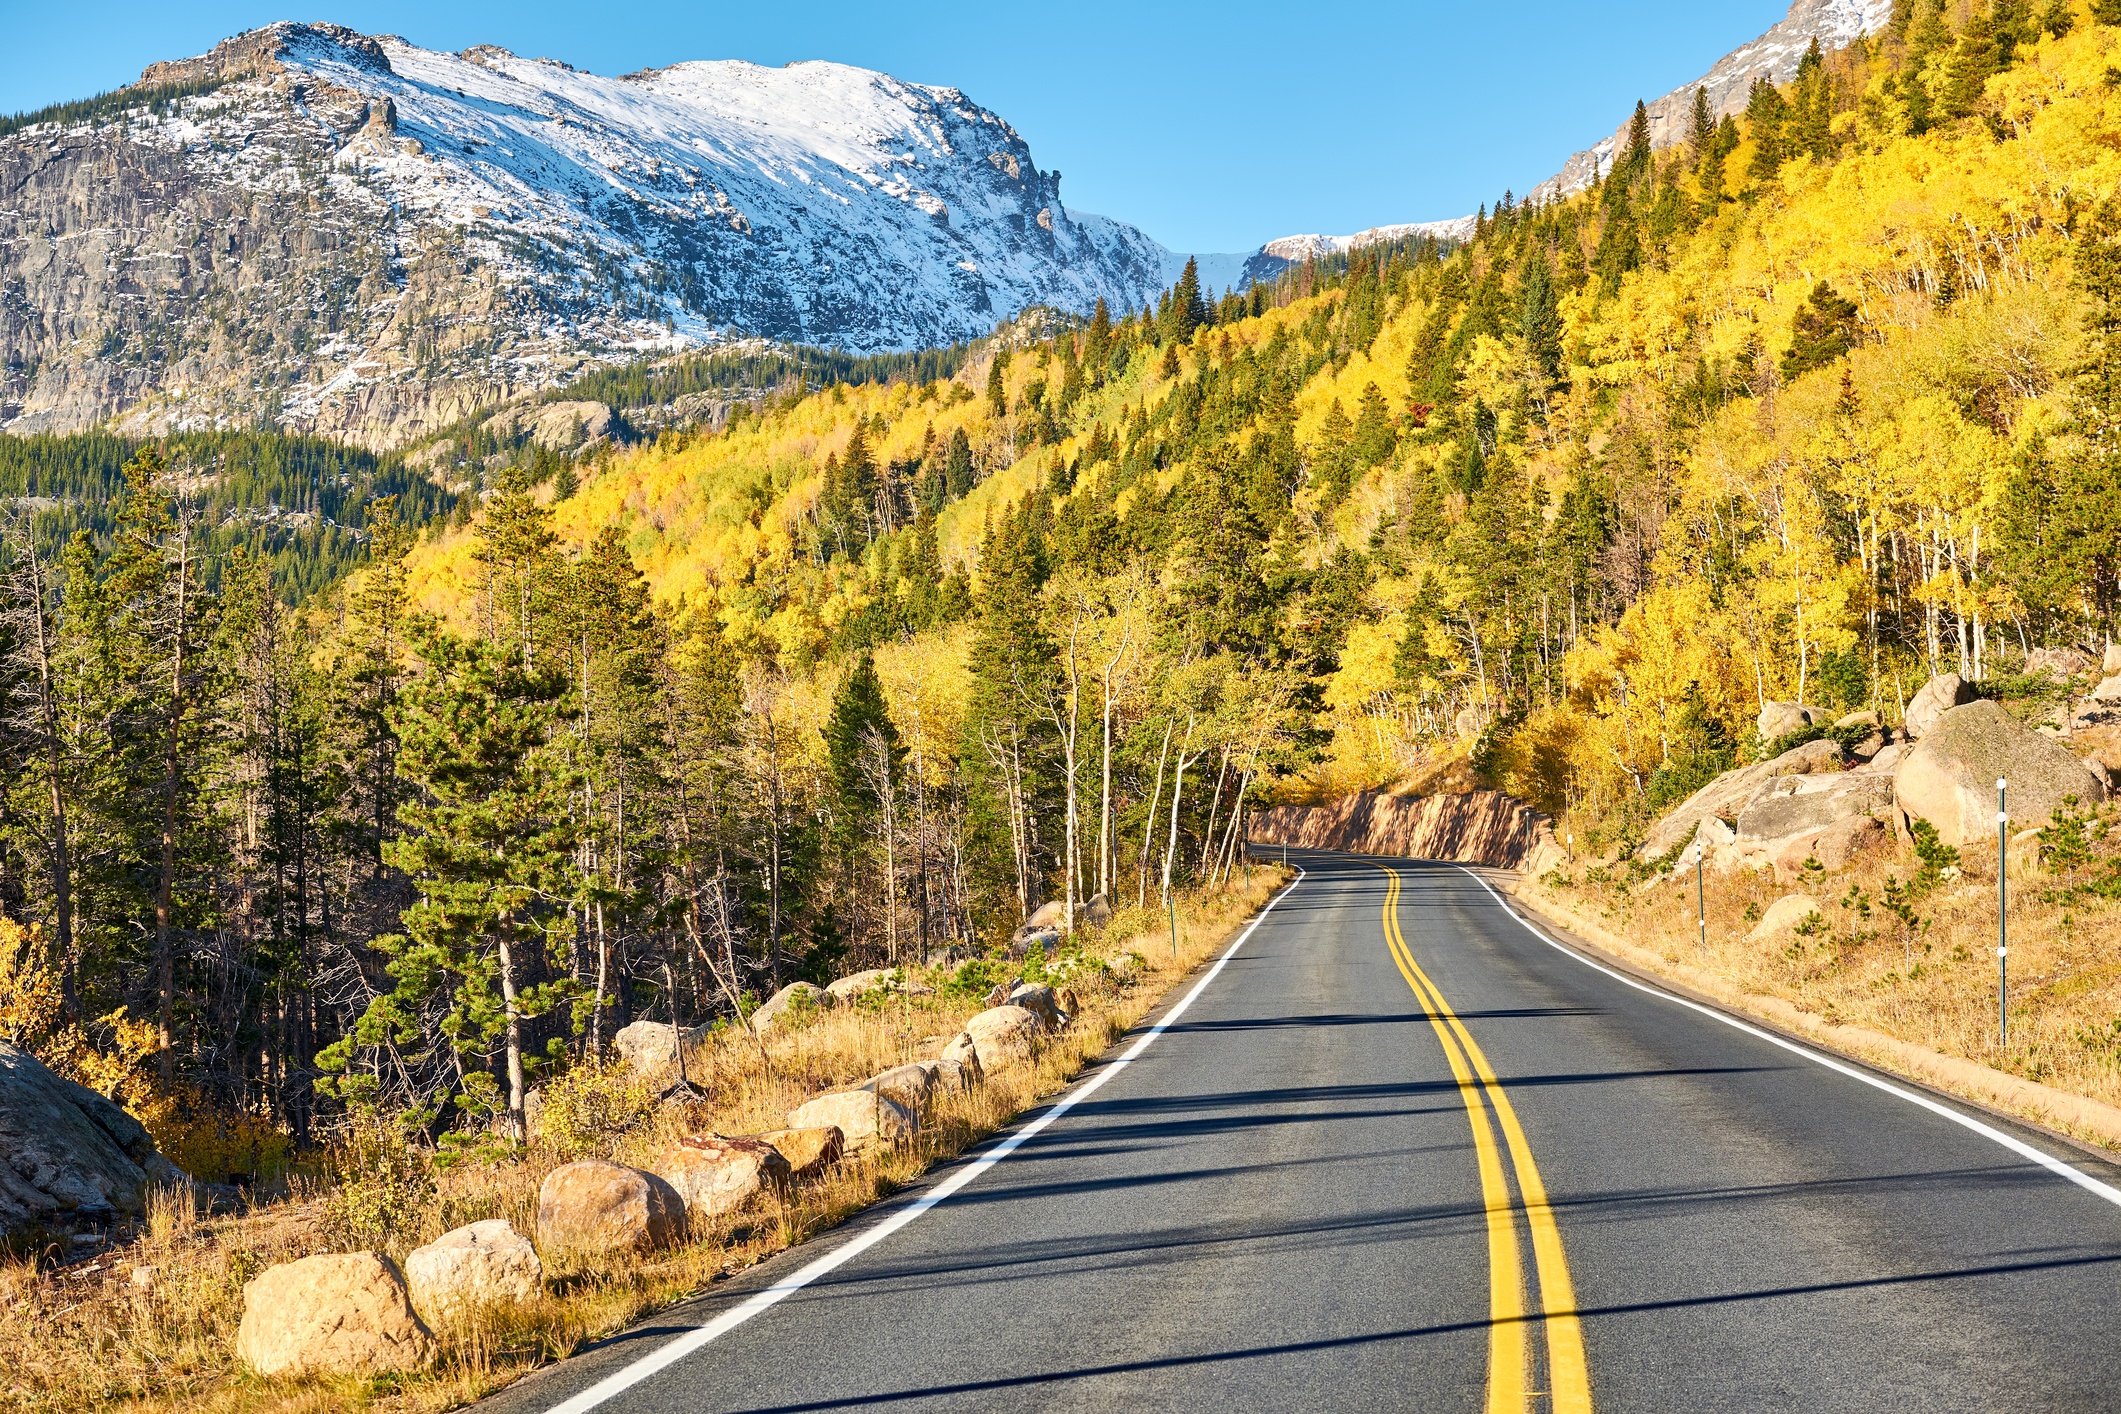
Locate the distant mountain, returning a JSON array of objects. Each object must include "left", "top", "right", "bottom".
[
  {"left": 0, "top": 23, "right": 1239, "bottom": 447},
  {"left": 1531, "top": 0, "right": 1894, "bottom": 200}
]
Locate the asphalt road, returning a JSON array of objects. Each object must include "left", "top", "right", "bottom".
[{"left": 496, "top": 851, "right": 2121, "bottom": 1414}]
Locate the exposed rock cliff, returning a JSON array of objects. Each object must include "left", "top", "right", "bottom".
[{"left": 1249, "top": 789, "right": 1565, "bottom": 874}]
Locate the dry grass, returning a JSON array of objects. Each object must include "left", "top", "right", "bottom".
[
  {"left": 0, "top": 871, "right": 1289, "bottom": 1414},
  {"left": 1524, "top": 838, "right": 2121, "bottom": 1141}
]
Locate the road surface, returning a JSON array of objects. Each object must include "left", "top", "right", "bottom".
[{"left": 495, "top": 851, "right": 2121, "bottom": 1413}]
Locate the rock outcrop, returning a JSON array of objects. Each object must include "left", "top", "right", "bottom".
[
  {"left": 1248, "top": 789, "right": 1563, "bottom": 872},
  {"left": 653, "top": 1135, "right": 791, "bottom": 1222},
  {"left": 535, "top": 1159, "right": 685, "bottom": 1254},
  {"left": 0, "top": 1041, "right": 185, "bottom": 1233},
  {"left": 1757, "top": 702, "right": 1831, "bottom": 740},
  {"left": 1636, "top": 737, "right": 1851, "bottom": 863},
  {"left": 404, "top": 1220, "right": 543, "bottom": 1325},
  {"left": 1894, "top": 700, "right": 2110, "bottom": 851},
  {"left": 825, "top": 970, "right": 893, "bottom": 1004},
  {"left": 236, "top": 1252, "right": 434, "bottom": 1376}
]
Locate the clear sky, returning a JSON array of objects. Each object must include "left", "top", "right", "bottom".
[{"left": 0, "top": 0, "right": 1793, "bottom": 252}]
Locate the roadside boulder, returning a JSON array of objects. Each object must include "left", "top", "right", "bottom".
[
  {"left": 758, "top": 1126, "right": 843, "bottom": 1179},
  {"left": 825, "top": 970, "right": 893, "bottom": 1004},
  {"left": 1758, "top": 702, "right": 1831, "bottom": 742},
  {"left": 1768, "top": 816, "right": 1886, "bottom": 882},
  {"left": 0, "top": 1040, "right": 187, "bottom": 1233},
  {"left": 1746, "top": 895, "right": 1825, "bottom": 942},
  {"left": 939, "top": 1030, "right": 982, "bottom": 1073},
  {"left": 752, "top": 981, "right": 832, "bottom": 1034},
  {"left": 235, "top": 1252, "right": 433, "bottom": 1377},
  {"left": 653, "top": 1135, "right": 790, "bottom": 1222},
  {"left": 1894, "top": 700, "right": 2110, "bottom": 850},
  {"left": 1006, "top": 983, "right": 1065, "bottom": 1030},
  {"left": 787, "top": 1090, "right": 914, "bottom": 1153},
  {"left": 535, "top": 1159, "right": 684, "bottom": 1255},
  {"left": 962, "top": 1005, "right": 1044, "bottom": 1066},
  {"left": 1903, "top": 673, "right": 1974, "bottom": 740},
  {"left": 929, "top": 1054, "right": 982, "bottom": 1093},
  {"left": 610, "top": 1020, "right": 711, "bottom": 1084},
  {"left": 405, "top": 1220, "right": 542, "bottom": 1326},
  {"left": 1082, "top": 893, "right": 1114, "bottom": 928},
  {"left": 1024, "top": 900, "right": 1069, "bottom": 931},
  {"left": 862, "top": 1062, "right": 938, "bottom": 1114}
]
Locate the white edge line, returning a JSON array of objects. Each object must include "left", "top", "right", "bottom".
[
  {"left": 1452, "top": 864, "right": 2121, "bottom": 1209},
  {"left": 539, "top": 868, "right": 1309, "bottom": 1414}
]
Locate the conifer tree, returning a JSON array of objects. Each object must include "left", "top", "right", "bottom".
[{"left": 1687, "top": 86, "right": 1715, "bottom": 167}]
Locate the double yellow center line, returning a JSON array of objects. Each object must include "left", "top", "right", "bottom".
[{"left": 1376, "top": 864, "right": 1592, "bottom": 1414}]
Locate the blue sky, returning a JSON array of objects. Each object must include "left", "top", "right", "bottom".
[{"left": 0, "top": 0, "right": 1791, "bottom": 251}]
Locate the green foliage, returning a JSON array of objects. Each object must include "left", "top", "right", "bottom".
[
  {"left": 0, "top": 428, "right": 455, "bottom": 602},
  {"left": 1781, "top": 281, "right": 1862, "bottom": 382}
]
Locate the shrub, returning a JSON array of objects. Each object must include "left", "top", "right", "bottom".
[{"left": 533, "top": 1058, "right": 656, "bottom": 1160}]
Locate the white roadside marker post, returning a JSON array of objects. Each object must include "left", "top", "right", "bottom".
[
  {"left": 1998, "top": 777, "right": 2009, "bottom": 1049},
  {"left": 1696, "top": 838, "right": 1707, "bottom": 953}
]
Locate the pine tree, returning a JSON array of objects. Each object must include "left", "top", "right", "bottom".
[
  {"left": 1688, "top": 86, "right": 1715, "bottom": 168},
  {"left": 1623, "top": 100, "right": 1653, "bottom": 182},
  {"left": 1519, "top": 246, "right": 1563, "bottom": 387},
  {"left": 326, "top": 626, "right": 582, "bottom": 1144}
]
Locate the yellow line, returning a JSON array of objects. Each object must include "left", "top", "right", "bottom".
[
  {"left": 1379, "top": 863, "right": 1594, "bottom": 1414},
  {"left": 1377, "top": 867, "right": 1528, "bottom": 1412}
]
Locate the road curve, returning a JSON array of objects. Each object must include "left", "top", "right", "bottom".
[{"left": 489, "top": 851, "right": 2121, "bottom": 1413}]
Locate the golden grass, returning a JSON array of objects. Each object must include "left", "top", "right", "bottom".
[
  {"left": 1523, "top": 843, "right": 2121, "bottom": 1145},
  {"left": 0, "top": 871, "right": 1289, "bottom": 1414}
]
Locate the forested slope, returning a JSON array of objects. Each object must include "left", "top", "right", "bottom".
[{"left": 5, "top": 0, "right": 2119, "bottom": 1159}]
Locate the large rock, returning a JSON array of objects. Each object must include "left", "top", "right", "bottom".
[
  {"left": 1735, "top": 771, "right": 1895, "bottom": 850},
  {"left": 825, "top": 970, "right": 893, "bottom": 1004},
  {"left": 962, "top": 1005, "right": 1044, "bottom": 1066},
  {"left": 1024, "top": 900, "right": 1069, "bottom": 931},
  {"left": 862, "top": 1063, "right": 939, "bottom": 1114},
  {"left": 1635, "top": 738, "right": 1848, "bottom": 861},
  {"left": 1903, "top": 673, "right": 1974, "bottom": 740},
  {"left": 653, "top": 1135, "right": 791, "bottom": 1222},
  {"left": 0, "top": 1041, "right": 185, "bottom": 1233},
  {"left": 758, "top": 1126, "right": 844, "bottom": 1179},
  {"left": 610, "top": 1020, "right": 711, "bottom": 1083},
  {"left": 1894, "top": 700, "right": 2110, "bottom": 850},
  {"left": 1766, "top": 816, "right": 1886, "bottom": 883},
  {"left": 1006, "top": 983, "right": 1066, "bottom": 1030},
  {"left": 929, "top": 1054, "right": 982, "bottom": 1093},
  {"left": 2108, "top": 641, "right": 2121, "bottom": 675},
  {"left": 1757, "top": 702, "right": 1831, "bottom": 741},
  {"left": 2026, "top": 647, "right": 2095, "bottom": 679},
  {"left": 1082, "top": 893, "right": 1114, "bottom": 928},
  {"left": 1746, "top": 895, "right": 1825, "bottom": 942},
  {"left": 2093, "top": 675, "right": 2121, "bottom": 704},
  {"left": 525, "top": 400, "right": 615, "bottom": 451},
  {"left": 752, "top": 982, "right": 833, "bottom": 1034},
  {"left": 405, "top": 1220, "right": 542, "bottom": 1326},
  {"left": 535, "top": 1159, "right": 685, "bottom": 1255},
  {"left": 235, "top": 1252, "right": 434, "bottom": 1377},
  {"left": 939, "top": 1031, "right": 982, "bottom": 1073},
  {"left": 787, "top": 1090, "right": 914, "bottom": 1154}
]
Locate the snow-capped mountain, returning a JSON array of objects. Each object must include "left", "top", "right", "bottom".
[
  {"left": 0, "top": 23, "right": 1236, "bottom": 446},
  {"left": 1531, "top": 0, "right": 1894, "bottom": 200},
  {"left": 1259, "top": 218, "right": 1477, "bottom": 265}
]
